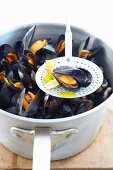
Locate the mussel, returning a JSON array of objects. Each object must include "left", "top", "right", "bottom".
[
  {"left": 23, "top": 91, "right": 35, "bottom": 110},
  {"left": 31, "top": 39, "right": 48, "bottom": 53},
  {"left": 53, "top": 66, "right": 92, "bottom": 91},
  {"left": 78, "top": 36, "right": 102, "bottom": 60},
  {"left": 0, "top": 44, "right": 18, "bottom": 64},
  {"left": 55, "top": 34, "right": 65, "bottom": 56}
]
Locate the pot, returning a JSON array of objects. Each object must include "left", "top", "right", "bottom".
[{"left": 0, "top": 23, "right": 113, "bottom": 170}]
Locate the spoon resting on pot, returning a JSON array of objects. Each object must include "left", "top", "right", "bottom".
[{"left": 35, "top": 1, "right": 103, "bottom": 98}]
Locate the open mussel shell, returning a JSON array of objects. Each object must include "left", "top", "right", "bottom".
[
  {"left": 53, "top": 66, "right": 92, "bottom": 90},
  {"left": 5, "top": 53, "right": 18, "bottom": 63},
  {"left": 53, "top": 72, "right": 79, "bottom": 91},
  {"left": 4, "top": 78, "right": 23, "bottom": 91},
  {"left": 21, "top": 25, "right": 57, "bottom": 66},
  {"left": 18, "top": 64, "right": 31, "bottom": 87},
  {"left": 0, "top": 44, "right": 14, "bottom": 59},
  {"left": 22, "top": 25, "right": 36, "bottom": 52},
  {"left": 55, "top": 34, "right": 75, "bottom": 57},
  {"left": 9, "top": 61, "right": 31, "bottom": 89},
  {"left": 9, "top": 61, "right": 38, "bottom": 92},
  {"left": 14, "top": 41, "right": 25, "bottom": 60},
  {"left": 24, "top": 90, "right": 45, "bottom": 118},
  {"left": 55, "top": 34, "right": 65, "bottom": 56},
  {"left": 43, "top": 44, "right": 56, "bottom": 54},
  {"left": 0, "top": 44, "right": 19, "bottom": 65},
  {"left": 23, "top": 50, "right": 38, "bottom": 71},
  {"left": 35, "top": 46, "right": 56, "bottom": 65},
  {"left": 78, "top": 36, "right": 102, "bottom": 60},
  {"left": 16, "top": 88, "right": 26, "bottom": 116},
  {"left": 16, "top": 89, "right": 44, "bottom": 118}
]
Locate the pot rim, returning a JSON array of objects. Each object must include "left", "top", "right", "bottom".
[{"left": 0, "top": 22, "right": 113, "bottom": 123}]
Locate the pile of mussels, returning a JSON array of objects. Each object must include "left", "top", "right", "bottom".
[{"left": 0, "top": 25, "right": 112, "bottom": 119}]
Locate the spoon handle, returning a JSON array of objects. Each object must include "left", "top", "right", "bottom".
[
  {"left": 65, "top": 0, "right": 72, "bottom": 60},
  {"left": 33, "top": 128, "right": 51, "bottom": 170}
]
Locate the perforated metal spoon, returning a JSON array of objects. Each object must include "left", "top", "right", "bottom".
[{"left": 35, "top": 0, "right": 103, "bottom": 98}]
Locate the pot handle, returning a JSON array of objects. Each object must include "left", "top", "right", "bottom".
[{"left": 33, "top": 128, "right": 51, "bottom": 170}]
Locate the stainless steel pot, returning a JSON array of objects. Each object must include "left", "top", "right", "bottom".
[{"left": 0, "top": 23, "right": 113, "bottom": 170}]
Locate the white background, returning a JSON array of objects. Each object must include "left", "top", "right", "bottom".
[{"left": 0, "top": 0, "right": 113, "bottom": 48}]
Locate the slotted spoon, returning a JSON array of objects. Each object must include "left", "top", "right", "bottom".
[{"left": 35, "top": 0, "right": 103, "bottom": 98}]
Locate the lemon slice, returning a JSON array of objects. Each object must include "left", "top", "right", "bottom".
[
  {"left": 43, "top": 73, "right": 55, "bottom": 83},
  {"left": 44, "top": 79, "right": 59, "bottom": 89},
  {"left": 58, "top": 91, "right": 77, "bottom": 97},
  {"left": 45, "top": 60, "right": 56, "bottom": 74}
]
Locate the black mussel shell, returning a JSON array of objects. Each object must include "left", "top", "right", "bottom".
[
  {"left": 0, "top": 44, "right": 18, "bottom": 64},
  {"left": 35, "top": 49, "right": 46, "bottom": 65},
  {"left": 16, "top": 88, "right": 26, "bottom": 115},
  {"left": 78, "top": 68, "right": 92, "bottom": 87},
  {"left": 101, "top": 79, "right": 109, "bottom": 89},
  {"left": 62, "top": 104, "right": 73, "bottom": 117},
  {"left": 5, "top": 78, "right": 23, "bottom": 91},
  {"left": 11, "top": 92, "right": 20, "bottom": 106},
  {"left": 43, "top": 44, "right": 56, "bottom": 54},
  {"left": 78, "top": 37, "right": 102, "bottom": 60},
  {"left": 14, "top": 41, "right": 24, "bottom": 60},
  {"left": 64, "top": 98, "right": 83, "bottom": 113},
  {"left": 23, "top": 90, "right": 44, "bottom": 118},
  {"left": 18, "top": 64, "right": 31, "bottom": 87},
  {"left": 45, "top": 96, "right": 63, "bottom": 116},
  {"left": 76, "top": 100, "right": 94, "bottom": 114},
  {"left": 0, "top": 84, "right": 12, "bottom": 109},
  {"left": 22, "top": 25, "right": 36, "bottom": 52},
  {"left": 53, "top": 66, "right": 92, "bottom": 89},
  {"left": 23, "top": 50, "right": 38, "bottom": 72},
  {"left": 6, "top": 106, "right": 17, "bottom": 115},
  {"left": 88, "top": 46, "right": 102, "bottom": 60},
  {"left": 0, "top": 44, "right": 14, "bottom": 60},
  {"left": 0, "top": 63, "right": 5, "bottom": 72},
  {"left": 55, "top": 34, "right": 65, "bottom": 56},
  {"left": 79, "top": 37, "right": 90, "bottom": 52},
  {"left": 9, "top": 61, "right": 23, "bottom": 80},
  {"left": 36, "top": 46, "right": 56, "bottom": 66}
]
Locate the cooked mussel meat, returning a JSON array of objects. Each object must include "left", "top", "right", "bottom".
[
  {"left": 30, "top": 38, "right": 52, "bottom": 53},
  {"left": 0, "top": 71, "right": 5, "bottom": 82}
]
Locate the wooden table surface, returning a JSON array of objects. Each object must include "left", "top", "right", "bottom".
[{"left": 0, "top": 104, "right": 113, "bottom": 170}]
